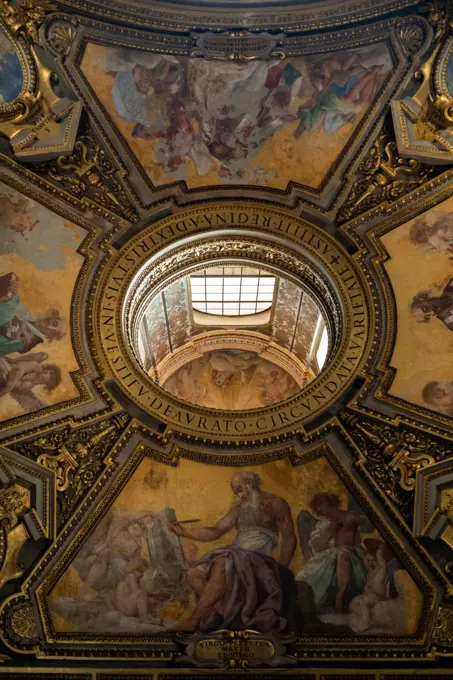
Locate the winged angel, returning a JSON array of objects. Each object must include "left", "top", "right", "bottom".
[{"left": 295, "top": 492, "right": 402, "bottom": 632}]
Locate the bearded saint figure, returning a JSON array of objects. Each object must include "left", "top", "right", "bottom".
[{"left": 169, "top": 470, "right": 297, "bottom": 633}]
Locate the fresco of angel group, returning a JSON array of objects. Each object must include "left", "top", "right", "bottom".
[
  {"left": 163, "top": 349, "right": 300, "bottom": 409},
  {"left": 0, "top": 183, "right": 85, "bottom": 421},
  {"left": 80, "top": 42, "right": 393, "bottom": 190},
  {"left": 383, "top": 198, "right": 453, "bottom": 418},
  {"left": 48, "top": 456, "right": 422, "bottom": 636}
]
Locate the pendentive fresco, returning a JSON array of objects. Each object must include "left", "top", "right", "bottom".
[
  {"left": 80, "top": 43, "right": 393, "bottom": 190},
  {"left": 0, "top": 183, "right": 85, "bottom": 421}
]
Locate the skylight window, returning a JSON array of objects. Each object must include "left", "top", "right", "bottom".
[{"left": 190, "top": 267, "right": 276, "bottom": 316}]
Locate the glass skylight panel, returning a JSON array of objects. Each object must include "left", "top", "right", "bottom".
[{"left": 190, "top": 267, "right": 275, "bottom": 316}]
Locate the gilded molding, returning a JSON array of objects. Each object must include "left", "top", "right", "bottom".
[{"left": 48, "top": 0, "right": 420, "bottom": 33}]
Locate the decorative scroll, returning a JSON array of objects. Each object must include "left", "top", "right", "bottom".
[
  {"left": 13, "top": 413, "right": 130, "bottom": 523},
  {"left": 37, "top": 134, "right": 138, "bottom": 222},
  {"left": 338, "top": 129, "right": 433, "bottom": 222}
]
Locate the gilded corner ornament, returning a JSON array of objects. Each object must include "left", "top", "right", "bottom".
[
  {"left": 342, "top": 414, "right": 449, "bottom": 511},
  {"left": 0, "top": 483, "right": 30, "bottom": 589},
  {"left": 434, "top": 602, "right": 453, "bottom": 650},
  {"left": 0, "top": 0, "right": 55, "bottom": 45},
  {"left": 13, "top": 413, "right": 130, "bottom": 523},
  {"left": 338, "top": 129, "right": 433, "bottom": 222},
  {"left": 392, "top": 5, "right": 453, "bottom": 165},
  {"left": 36, "top": 134, "right": 139, "bottom": 223}
]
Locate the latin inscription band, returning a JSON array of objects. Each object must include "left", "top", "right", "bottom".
[{"left": 93, "top": 204, "right": 374, "bottom": 440}]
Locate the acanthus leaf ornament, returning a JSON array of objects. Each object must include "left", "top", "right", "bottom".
[
  {"left": 13, "top": 413, "right": 130, "bottom": 524},
  {"left": 36, "top": 134, "right": 139, "bottom": 223},
  {"left": 338, "top": 131, "right": 433, "bottom": 222},
  {"left": 0, "top": 0, "right": 56, "bottom": 45},
  {"left": 342, "top": 414, "right": 445, "bottom": 509}
]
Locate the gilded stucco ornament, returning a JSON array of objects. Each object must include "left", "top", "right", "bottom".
[
  {"left": 0, "top": 1, "right": 82, "bottom": 160},
  {"left": 45, "top": 18, "right": 76, "bottom": 55},
  {"left": 0, "top": 454, "right": 53, "bottom": 596},
  {"left": 177, "top": 629, "right": 294, "bottom": 669},
  {"left": 10, "top": 602, "right": 38, "bottom": 640},
  {"left": 342, "top": 413, "right": 451, "bottom": 519},
  {"left": 337, "top": 129, "right": 434, "bottom": 222},
  {"left": 0, "top": 484, "right": 29, "bottom": 589},
  {"left": 189, "top": 30, "right": 286, "bottom": 60},
  {"left": 0, "top": 0, "right": 55, "bottom": 45},
  {"left": 434, "top": 602, "right": 453, "bottom": 650},
  {"left": 414, "top": 458, "right": 453, "bottom": 574},
  {"left": 392, "top": 3, "right": 453, "bottom": 165},
  {"left": 13, "top": 413, "right": 130, "bottom": 524},
  {"left": 36, "top": 134, "right": 139, "bottom": 223}
]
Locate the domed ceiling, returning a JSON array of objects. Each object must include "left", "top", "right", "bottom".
[{"left": 1, "top": 0, "right": 453, "bottom": 677}]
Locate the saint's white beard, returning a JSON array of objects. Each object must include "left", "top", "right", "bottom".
[{"left": 238, "top": 488, "right": 262, "bottom": 526}]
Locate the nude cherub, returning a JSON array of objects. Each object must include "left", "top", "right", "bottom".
[
  {"left": 0, "top": 352, "right": 61, "bottom": 411},
  {"left": 79, "top": 511, "right": 163, "bottom": 626},
  {"left": 349, "top": 543, "right": 388, "bottom": 631}
]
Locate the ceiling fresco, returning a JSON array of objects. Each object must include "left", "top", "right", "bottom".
[
  {"left": 163, "top": 349, "right": 301, "bottom": 409},
  {"left": 46, "top": 453, "right": 424, "bottom": 636},
  {"left": 0, "top": 183, "right": 87, "bottom": 423},
  {"left": 1, "top": 0, "right": 453, "bottom": 678},
  {"left": 382, "top": 196, "right": 453, "bottom": 417},
  {"left": 80, "top": 43, "right": 393, "bottom": 190}
]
